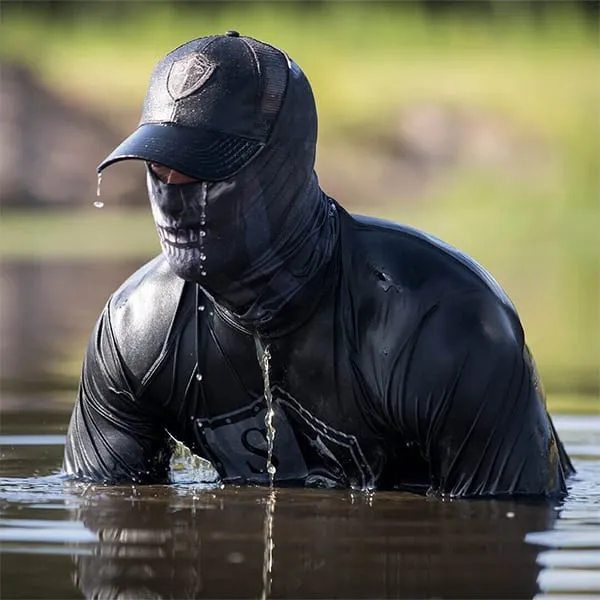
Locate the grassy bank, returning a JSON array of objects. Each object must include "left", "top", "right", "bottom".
[
  {"left": 2, "top": 4, "right": 596, "bottom": 139},
  {"left": 1, "top": 4, "right": 598, "bottom": 395}
]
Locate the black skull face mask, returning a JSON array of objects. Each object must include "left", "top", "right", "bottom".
[{"left": 146, "top": 64, "right": 339, "bottom": 333}]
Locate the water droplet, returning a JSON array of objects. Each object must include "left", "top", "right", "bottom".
[
  {"left": 197, "top": 183, "right": 209, "bottom": 282},
  {"left": 96, "top": 172, "right": 103, "bottom": 197},
  {"left": 93, "top": 201, "right": 104, "bottom": 209},
  {"left": 196, "top": 373, "right": 203, "bottom": 381},
  {"left": 198, "top": 305, "right": 205, "bottom": 311}
]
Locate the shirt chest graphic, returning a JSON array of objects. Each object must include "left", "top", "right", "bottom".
[{"left": 192, "top": 386, "right": 374, "bottom": 489}]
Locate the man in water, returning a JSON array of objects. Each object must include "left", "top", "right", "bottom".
[{"left": 64, "top": 31, "right": 573, "bottom": 496}]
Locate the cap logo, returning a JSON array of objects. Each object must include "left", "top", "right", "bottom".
[{"left": 166, "top": 53, "right": 216, "bottom": 101}]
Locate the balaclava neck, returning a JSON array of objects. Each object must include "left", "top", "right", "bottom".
[{"left": 146, "top": 62, "right": 340, "bottom": 336}]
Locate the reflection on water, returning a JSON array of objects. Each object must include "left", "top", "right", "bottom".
[
  {"left": 0, "top": 259, "right": 147, "bottom": 389},
  {"left": 0, "top": 409, "right": 599, "bottom": 599},
  {"left": 261, "top": 489, "right": 276, "bottom": 600}
]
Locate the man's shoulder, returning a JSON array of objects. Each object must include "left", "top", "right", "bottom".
[
  {"left": 107, "top": 254, "right": 187, "bottom": 380},
  {"left": 348, "top": 214, "right": 525, "bottom": 352},
  {"left": 349, "top": 213, "right": 516, "bottom": 311},
  {"left": 110, "top": 253, "right": 183, "bottom": 311}
]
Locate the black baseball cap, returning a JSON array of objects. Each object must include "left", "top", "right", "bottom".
[{"left": 98, "top": 31, "right": 293, "bottom": 181}]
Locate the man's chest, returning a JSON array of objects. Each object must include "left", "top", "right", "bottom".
[{"left": 173, "top": 314, "right": 381, "bottom": 488}]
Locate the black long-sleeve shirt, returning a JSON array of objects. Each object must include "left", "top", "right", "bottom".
[{"left": 64, "top": 211, "right": 573, "bottom": 496}]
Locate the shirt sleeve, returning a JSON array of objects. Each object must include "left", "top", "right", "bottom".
[
  {"left": 385, "top": 291, "right": 570, "bottom": 498},
  {"left": 63, "top": 305, "right": 173, "bottom": 484}
]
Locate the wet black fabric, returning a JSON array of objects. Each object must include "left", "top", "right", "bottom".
[{"left": 63, "top": 206, "right": 574, "bottom": 496}]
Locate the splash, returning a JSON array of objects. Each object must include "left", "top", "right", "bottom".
[
  {"left": 255, "top": 335, "right": 276, "bottom": 487},
  {"left": 170, "top": 438, "right": 220, "bottom": 484},
  {"left": 93, "top": 173, "right": 104, "bottom": 208}
]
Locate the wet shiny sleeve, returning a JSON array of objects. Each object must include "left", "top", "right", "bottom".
[
  {"left": 386, "top": 293, "right": 568, "bottom": 497},
  {"left": 63, "top": 307, "right": 173, "bottom": 484}
]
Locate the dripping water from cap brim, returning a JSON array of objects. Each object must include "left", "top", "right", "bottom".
[{"left": 94, "top": 173, "right": 104, "bottom": 208}]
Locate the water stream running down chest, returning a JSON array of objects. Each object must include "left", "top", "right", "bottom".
[{"left": 254, "top": 336, "right": 277, "bottom": 487}]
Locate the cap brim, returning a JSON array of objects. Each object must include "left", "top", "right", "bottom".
[{"left": 98, "top": 123, "right": 264, "bottom": 181}]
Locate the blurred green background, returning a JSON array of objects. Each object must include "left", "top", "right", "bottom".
[{"left": 0, "top": 0, "right": 598, "bottom": 413}]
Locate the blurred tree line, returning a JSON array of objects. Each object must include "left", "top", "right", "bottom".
[{"left": 3, "top": 0, "right": 599, "bottom": 25}]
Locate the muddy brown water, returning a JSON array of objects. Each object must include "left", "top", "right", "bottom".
[{"left": 0, "top": 407, "right": 599, "bottom": 599}]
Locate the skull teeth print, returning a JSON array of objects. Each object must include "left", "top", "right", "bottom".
[{"left": 157, "top": 226, "right": 201, "bottom": 248}]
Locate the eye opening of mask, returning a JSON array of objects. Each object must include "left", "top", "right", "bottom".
[{"left": 147, "top": 162, "right": 202, "bottom": 185}]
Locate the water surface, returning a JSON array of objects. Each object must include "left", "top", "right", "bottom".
[{"left": 1, "top": 406, "right": 599, "bottom": 599}]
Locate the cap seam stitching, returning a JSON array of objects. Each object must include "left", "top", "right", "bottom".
[{"left": 239, "top": 38, "right": 264, "bottom": 133}]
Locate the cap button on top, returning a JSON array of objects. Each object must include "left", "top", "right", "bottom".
[{"left": 225, "top": 30, "right": 240, "bottom": 37}]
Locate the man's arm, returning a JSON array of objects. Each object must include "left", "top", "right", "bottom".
[
  {"left": 63, "top": 306, "right": 173, "bottom": 484},
  {"left": 386, "top": 292, "right": 571, "bottom": 497}
]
